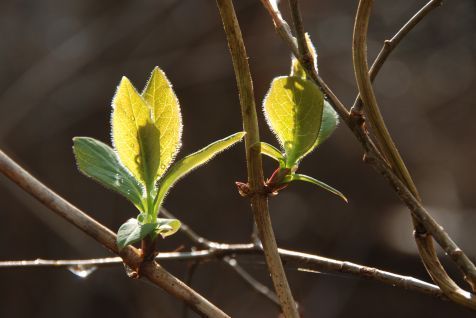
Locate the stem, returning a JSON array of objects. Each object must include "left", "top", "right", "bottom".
[
  {"left": 353, "top": 0, "right": 476, "bottom": 294},
  {"left": 352, "top": 0, "right": 419, "bottom": 198},
  {"left": 350, "top": 0, "right": 443, "bottom": 113},
  {"left": 215, "top": 1, "right": 299, "bottom": 316},
  {"left": 223, "top": 256, "right": 281, "bottom": 309},
  {"left": 0, "top": 245, "right": 459, "bottom": 305},
  {"left": 260, "top": 0, "right": 476, "bottom": 305},
  {"left": 0, "top": 149, "right": 229, "bottom": 318}
]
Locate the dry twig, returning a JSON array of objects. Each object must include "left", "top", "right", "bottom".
[{"left": 0, "top": 150, "right": 230, "bottom": 318}]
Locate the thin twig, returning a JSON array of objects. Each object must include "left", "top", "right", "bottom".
[
  {"left": 161, "top": 207, "right": 213, "bottom": 247},
  {"left": 350, "top": 0, "right": 444, "bottom": 113},
  {"left": 0, "top": 207, "right": 449, "bottom": 303},
  {"left": 0, "top": 245, "right": 447, "bottom": 301},
  {"left": 352, "top": 0, "right": 476, "bottom": 296},
  {"left": 0, "top": 149, "right": 230, "bottom": 318},
  {"left": 260, "top": 0, "right": 476, "bottom": 305},
  {"left": 260, "top": 0, "right": 350, "bottom": 123},
  {"left": 215, "top": 0, "right": 299, "bottom": 317},
  {"left": 223, "top": 256, "right": 281, "bottom": 309}
]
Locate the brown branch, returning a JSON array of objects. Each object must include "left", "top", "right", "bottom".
[
  {"left": 366, "top": 151, "right": 476, "bottom": 308},
  {"left": 351, "top": 0, "right": 444, "bottom": 113},
  {"left": 223, "top": 256, "right": 281, "bottom": 309},
  {"left": 215, "top": 0, "right": 299, "bottom": 317},
  {"left": 0, "top": 245, "right": 447, "bottom": 301},
  {"left": 261, "top": 0, "right": 476, "bottom": 308},
  {"left": 0, "top": 150, "right": 230, "bottom": 318},
  {"left": 352, "top": 0, "right": 476, "bottom": 295}
]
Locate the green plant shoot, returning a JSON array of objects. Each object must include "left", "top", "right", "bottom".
[
  {"left": 262, "top": 35, "right": 346, "bottom": 202},
  {"left": 73, "top": 67, "right": 245, "bottom": 250}
]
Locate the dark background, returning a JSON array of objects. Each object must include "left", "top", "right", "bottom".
[{"left": 1, "top": 0, "right": 475, "bottom": 317}]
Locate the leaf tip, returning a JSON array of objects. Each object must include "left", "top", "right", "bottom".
[{"left": 237, "top": 131, "right": 246, "bottom": 139}]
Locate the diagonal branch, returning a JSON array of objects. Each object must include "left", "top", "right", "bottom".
[
  {"left": 215, "top": 0, "right": 299, "bottom": 316},
  {"left": 0, "top": 149, "right": 230, "bottom": 318},
  {"left": 223, "top": 256, "right": 281, "bottom": 309},
  {"left": 352, "top": 0, "right": 476, "bottom": 295},
  {"left": 260, "top": 0, "right": 476, "bottom": 308},
  {"left": 351, "top": 0, "right": 444, "bottom": 113},
  {"left": 0, "top": 207, "right": 456, "bottom": 304},
  {"left": 0, "top": 244, "right": 449, "bottom": 302}
]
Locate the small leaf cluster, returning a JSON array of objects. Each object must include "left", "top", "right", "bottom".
[
  {"left": 73, "top": 67, "right": 245, "bottom": 249},
  {"left": 261, "top": 35, "right": 346, "bottom": 202}
]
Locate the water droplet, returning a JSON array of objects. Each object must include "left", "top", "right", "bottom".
[
  {"left": 123, "top": 264, "right": 139, "bottom": 279},
  {"left": 131, "top": 116, "right": 135, "bottom": 121},
  {"left": 68, "top": 265, "right": 97, "bottom": 278}
]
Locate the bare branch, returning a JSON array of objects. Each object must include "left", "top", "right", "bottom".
[
  {"left": 215, "top": 0, "right": 299, "bottom": 316},
  {"left": 351, "top": 0, "right": 444, "bottom": 113},
  {"left": 352, "top": 0, "right": 420, "bottom": 197},
  {"left": 0, "top": 245, "right": 446, "bottom": 301},
  {"left": 0, "top": 206, "right": 447, "bottom": 303},
  {"left": 223, "top": 256, "right": 281, "bottom": 309},
  {"left": 0, "top": 149, "right": 230, "bottom": 318},
  {"left": 260, "top": 0, "right": 476, "bottom": 307},
  {"left": 352, "top": 0, "right": 476, "bottom": 295}
]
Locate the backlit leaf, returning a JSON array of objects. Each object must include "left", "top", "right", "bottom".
[
  {"left": 154, "top": 132, "right": 245, "bottom": 214},
  {"left": 283, "top": 173, "right": 347, "bottom": 202},
  {"left": 260, "top": 142, "right": 285, "bottom": 166},
  {"left": 73, "top": 137, "right": 145, "bottom": 211},
  {"left": 111, "top": 77, "right": 161, "bottom": 189},
  {"left": 317, "top": 100, "right": 339, "bottom": 145},
  {"left": 263, "top": 76, "right": 324, "bottom": 167},
  {"left": 155, "top": 218, "right": 181, "bottom": 238},
  {"left": 141, "top": 67, "right": 182, "bottom": 179}
]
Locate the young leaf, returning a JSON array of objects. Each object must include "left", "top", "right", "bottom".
[
  {"left": 154, "top": 132, "right": 246, "bottom": 213},
  {"left": 141, "top": 67, "right": 182, "bottom": 179},
  {"left": 155, "top": 218, "right": 181, "bottom": 238},
  {"left": 260, "top": 142, "right": 285, "bottom": 166},
  {"left": 263, "top": 76, "right": 324, "bottom": 168},
  {"left": 73, "top": 137, "right": 145, "bottom": 211},
  {"left": 291, "top": 33, "right": 318, "bottom": 79},
  {"left": 283, "top": 173, "right": 347, "bottom": 202},
  {"left": 111, "top": 77, "right": 161, "bottom": 189},
  {"left": 290, "top": 35, "right": 338, "bottom": 147},
  {"left": 117, "top": 218, "right": 157, "bottom": 250},
  {"left": 317, "top": 100, "right": 339, "bottom": 146}
]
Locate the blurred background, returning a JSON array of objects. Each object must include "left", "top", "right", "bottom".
[{"left": 0, "top": 0, "right": 475, "bottom": 317}]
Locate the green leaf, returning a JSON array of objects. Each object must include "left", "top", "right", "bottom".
[
  {"left": 111, "top": 77, "right": 161, "bottom": 189},
  {"left": 155, "top": 218, "right": 181, "bottom": 238},
  {"left": 317, "top": 100, "right": 339, "bottom": 145},
  {"left": 154, "top": 132, "right": 245, "bottom": 213},
  {"left": 117, "top": 218, "right": 157, "bottom": 250},
  {"left": 291, "top": 33, "right": 317, "bottom": 79},
  {"left": 289, "top": 36, "right": 338, "bottom": 147},
  {"left": 260, "top": 142, "right": 285, "bottom": 166},
  {"left": 141, "top": 67, "right": 182, "bottom": 179},
  {"left": 73, "top": 137, "right": 145, "bottom": 211},
  {"left": 284, "top": 173, "right": 347, "bottom": 202},
  {"left": 263, "top": 76, "right": 324, "bottom": 167}
]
